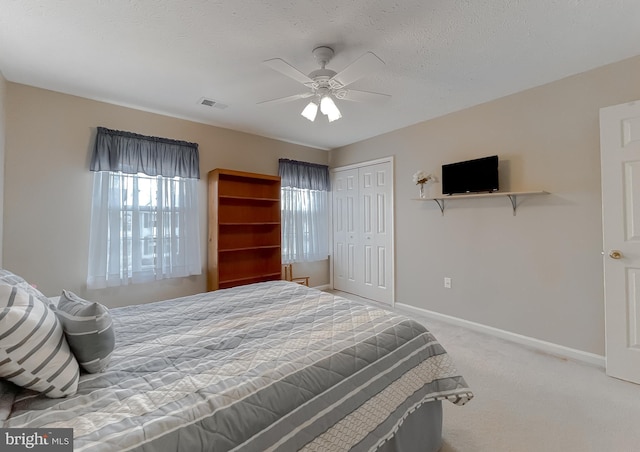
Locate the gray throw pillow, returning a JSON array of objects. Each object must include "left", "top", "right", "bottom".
[{"left": 55, "top": 290, "right": 115, "bottom": 373}]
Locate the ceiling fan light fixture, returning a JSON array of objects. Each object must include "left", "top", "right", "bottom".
[
  {"left": 301, "top": 101, "right": 318, "bottom": 121},
  {"left": 320, "top": 95, "right": 336, "bottom": 115},
  {"left": 327, "top": 107, "right": 342, "bottom": 122},
  {"left": 320, "top": 95, "right": 342, "bottom": 122}
]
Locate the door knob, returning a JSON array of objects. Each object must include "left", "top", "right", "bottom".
[{"left": 609, "top": 250, "right": 623, "bottom": 259}]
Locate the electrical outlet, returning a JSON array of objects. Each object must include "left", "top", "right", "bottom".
[{"left": 444, "top": 277, "right": 452, "bottom": 289}]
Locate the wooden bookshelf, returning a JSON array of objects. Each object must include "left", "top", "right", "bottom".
[{"left": 207, "top": 169, "right": 281, "bottom": 290}]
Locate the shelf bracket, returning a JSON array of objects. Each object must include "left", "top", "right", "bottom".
[
  {"left": 432, "top": 199, "right": 445, "bottom": 216},
  {"left": 507, "top": 194, "right": 517, "bottom": 216}
]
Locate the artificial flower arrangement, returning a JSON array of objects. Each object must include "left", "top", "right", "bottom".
[
  {"left": 412, "top": 170, "right": 436, "bottom": 185},
  {"left": 413, "top": 170, "right": 438, "bottom": 198}
]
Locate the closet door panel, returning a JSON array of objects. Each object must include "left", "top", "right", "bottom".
[
  {"left": 332, "top": 160, "right": 393, "bottom": 305},
  {"left": 333, "top": 168, "right": 359, "bottom": 293}
]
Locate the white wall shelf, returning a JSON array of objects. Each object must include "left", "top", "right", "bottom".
[{"left": 414, "top": 190, "right": 549, "bottom": 216}]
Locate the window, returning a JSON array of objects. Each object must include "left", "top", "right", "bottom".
[
  {"left": 87, "top": 127, "right": 201, "bottom": 289},
  {"left": 279, "top": 159, "right": 330, "bottom": 263}
]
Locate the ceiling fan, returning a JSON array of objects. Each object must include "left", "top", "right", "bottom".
[{"left": 259, "top": 46, "right": 390, "bottom": 123}]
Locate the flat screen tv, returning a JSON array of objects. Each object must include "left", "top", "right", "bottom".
[{"left": 442, "top": 155, "right": 499, "bottom": 195}]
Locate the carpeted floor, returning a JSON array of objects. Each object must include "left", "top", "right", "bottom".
[{"left": 327, "top": 290, "right": 640, "bottom": 452}]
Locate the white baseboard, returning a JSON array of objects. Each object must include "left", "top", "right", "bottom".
[
  {"left": 395, "top": 302, "right": 605, "bottom": 368},
  {"left": 312, "top": 284, "right": 331, "bottom": 291}
]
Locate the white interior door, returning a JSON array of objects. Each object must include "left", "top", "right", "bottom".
[
  {"left": 600, "top": 99, "right": 640, "bottom": 384},
  {"left": 332, "top": 159, "right": 394, "bottom": 305},
  {"left": 332, "top": 168, "right": 360, "bottom": 295},
  {"left": 358, "top": 162, "right": 392, "bottom": 303}
]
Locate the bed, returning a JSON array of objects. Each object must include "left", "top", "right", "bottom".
[{"left": 1, "top": 279, "right": 472, "bottom": 451}]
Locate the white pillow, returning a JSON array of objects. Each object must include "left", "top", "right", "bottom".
[{"left": 0, "top": 284, "right": 80, "bottom": 398}]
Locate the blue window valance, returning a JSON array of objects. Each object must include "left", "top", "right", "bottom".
[
  {"left": 90, "top": 127, "right": 200, "bottom": 179},
  {"left": 278, "top": 158, "right": 330, "bottom": 191}
]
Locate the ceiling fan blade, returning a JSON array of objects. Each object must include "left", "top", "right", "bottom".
[
  {"left": 258, "top": 92, "right": 314, "bottom": 105},
  {"left": 332, "top": 52, "right": 385, "bottom": 87},
  {"left": 340, "top": 89, "right": 391, "bottom": 103},
  {"left": 263, "top": 58, "right": 314, "bottom": 85}
]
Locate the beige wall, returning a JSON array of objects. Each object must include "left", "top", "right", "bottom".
[
  {"left": 0, "top": 71, "right": 5, "bottom": 268},
  {"left": 330, "top": 55, "right": 640, "bottom": 356},
  {"left": 7, "top": 55, "right": 639, "bottom": 354},
  {"left": 4, "top": 83, "right": 329, "bottom": 307}
]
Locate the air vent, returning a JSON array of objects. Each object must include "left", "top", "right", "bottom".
[{"left": 198, "top": 97, "right": 228, "bottom": 109}]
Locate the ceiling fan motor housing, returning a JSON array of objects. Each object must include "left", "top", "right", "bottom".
[{"left": 308, "top": 68, "right": 338, "bottom": 81}]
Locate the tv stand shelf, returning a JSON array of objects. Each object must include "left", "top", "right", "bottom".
[{"left": 415, "top": 190, "right": 549, "bottom": 216}]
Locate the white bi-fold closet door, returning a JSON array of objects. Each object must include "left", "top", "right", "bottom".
[{"left": 332, "top": 158, "right": 394, "bottom": 306}]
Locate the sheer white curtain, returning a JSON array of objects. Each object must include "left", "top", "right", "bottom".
[
  {"left": 281, "top": 187, "right": 329, "bottom": 263},
  {"left": 279, "top": 159, "right": 330, "bottom": 264},
  {"left": 87, "top": 127, "right": 201, "bottom": 289},
  {"left": 87, "top": 172, "right": 200, "bottom": 289}
]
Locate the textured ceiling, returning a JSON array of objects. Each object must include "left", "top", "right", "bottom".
[{"left": 1, "top": 1, "right": 640, "bottom": 150}]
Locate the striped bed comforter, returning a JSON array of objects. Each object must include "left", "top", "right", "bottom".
[{"left": 2, "top": 281, "right": 472, "bottom": 451}]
